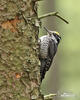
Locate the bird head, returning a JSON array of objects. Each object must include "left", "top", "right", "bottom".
[{"left": 44, "top": 27, "right": 61, "bottom": 43}]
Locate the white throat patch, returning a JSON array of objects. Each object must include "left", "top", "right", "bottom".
[{"left": 50, "top": 35, "right": 58, "bottom": 43}]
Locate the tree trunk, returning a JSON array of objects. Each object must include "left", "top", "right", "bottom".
[{"left": 0, "top": 0, "right": 43, "bottom": 100}]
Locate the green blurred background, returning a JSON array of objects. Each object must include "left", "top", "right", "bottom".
[{"left": 38, "top": 0, "right": 80, "bottom": 100}]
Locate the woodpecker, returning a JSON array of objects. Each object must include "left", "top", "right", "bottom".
[{"left": 39, "top": 27, "right": 61, "bottom": 82}]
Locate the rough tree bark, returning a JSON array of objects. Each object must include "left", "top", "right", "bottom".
[{"left": 0, "top": 0, "right": 43, "bottom": 100}]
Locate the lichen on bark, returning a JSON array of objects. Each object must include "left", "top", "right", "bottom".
[{"left": 0, "top": 0, "right": 43, "bottom": 100}]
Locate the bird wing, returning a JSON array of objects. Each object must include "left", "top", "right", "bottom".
[{"left": 48, "top": 39, "right": 58, "bottom": 59}]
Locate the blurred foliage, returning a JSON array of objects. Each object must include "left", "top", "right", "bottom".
[
  {"left": 56, "top": 0, "right": 80, "bottom": 94},
  {"left": 38, "top": 0, "right": 80, "bottom": 100}
]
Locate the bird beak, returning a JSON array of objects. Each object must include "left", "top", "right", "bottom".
[{"left": 44, "top": 27, "right": 51, "bottom": 35}]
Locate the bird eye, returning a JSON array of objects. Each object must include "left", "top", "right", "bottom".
[{"left": 57, "top": 36, "right": 61, "bottom": 43}]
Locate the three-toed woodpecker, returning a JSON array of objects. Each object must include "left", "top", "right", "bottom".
[{"left": 39, "top": 27, "right": 61, "bottom": 82}]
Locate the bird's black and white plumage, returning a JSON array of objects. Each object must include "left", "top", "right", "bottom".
[{"left": 39, "top": 27, "right": 61, "bottom": 82}]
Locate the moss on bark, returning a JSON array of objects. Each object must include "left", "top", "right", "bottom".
[{"left": 0, "top": 0, "right": 43, "bottom": 99}]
